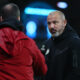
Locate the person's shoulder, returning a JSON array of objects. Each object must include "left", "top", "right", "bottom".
[
  {"left": 42, "top": 38, "right": 53, "bottom": 47},
  {"left": 41, "top": 38, "right": 52, "bottom": 50},
  {"left": 17, "top": 31, "right": 36, "bottom": 44},
  {"left": 14, "top": 31, "right": 29, "bottom": 41},
  {"left": 69, "top": 32, "right": 80, "bottom": 42},
  {"left": 43, "top": 38, "right": 52, "bottom": 44},
  {"left": 69, "top": 33, "right": 80, "bottom": 48}
]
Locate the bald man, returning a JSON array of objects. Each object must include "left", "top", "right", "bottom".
[{"left": 41, "top": 11, "right": 80, "bottom": 80}]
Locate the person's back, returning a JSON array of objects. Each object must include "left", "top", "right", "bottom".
[
  {"left": 0, "top": 3, "right": 47, "bottom": 80},
  {"left": 0, "top": 27, "right": 47, "bottom": 80}
]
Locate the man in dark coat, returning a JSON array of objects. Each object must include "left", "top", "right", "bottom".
[
  {"left": 41, "top": 11, "right": 80, "bottom": 80},
  {"left": 0, "top": 3, "right": 47, "bottom": 80}
]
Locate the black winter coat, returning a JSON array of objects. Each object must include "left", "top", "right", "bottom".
[{"left": 41, "top": 24, "right": 80, "bottom": 80}]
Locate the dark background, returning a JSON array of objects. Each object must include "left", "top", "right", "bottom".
[{"left": 0, "top": 0, "right": 80, "bottom": 47}]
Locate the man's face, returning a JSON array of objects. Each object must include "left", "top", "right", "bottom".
[{"left": 47, "top": 14, "right": 66, "bottom": 37}]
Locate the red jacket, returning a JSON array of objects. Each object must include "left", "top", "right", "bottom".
[{"left": 0, "top": 27, "right": 47, "bottom": 80}]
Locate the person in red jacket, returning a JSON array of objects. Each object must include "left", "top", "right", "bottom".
[{"left": 0, "top": 3, "right": 47, "bottom": 80}]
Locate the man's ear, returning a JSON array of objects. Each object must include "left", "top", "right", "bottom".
[
  {"left": 18, "top": 16, "right": 20, "bottom": 21},
  {"left": 0, "top": 16, "right": 3, "bottom": 22},
  {"left": 63, "top": 19, "right": 67, "bottom": 27}
]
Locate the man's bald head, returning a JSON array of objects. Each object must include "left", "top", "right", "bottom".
[
  {"left": 48, "top": 10, "right": 66, "bottom": 20},
  {"left": 1, "top": 3, "right": 20, "bottom": 20}
]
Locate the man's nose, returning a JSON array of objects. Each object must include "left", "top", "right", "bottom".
[{"left": 50, "top": 23, "right": 55, "bottom": 28}]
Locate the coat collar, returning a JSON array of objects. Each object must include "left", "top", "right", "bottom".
[
  {"left": 0, "top": 17, "right": 23, "bottom": 31},
  {"left": 51, "top": 24, "right": 78, "bottom": 43}
]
